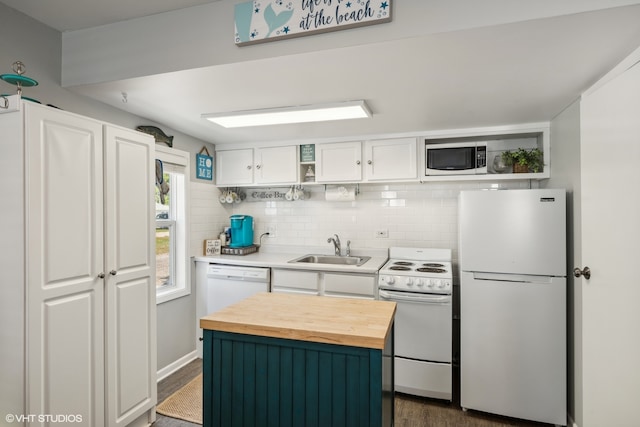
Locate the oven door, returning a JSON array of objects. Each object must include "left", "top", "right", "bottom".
[{"left": 379, "top": 289, "right": 452, "bottom": 362}]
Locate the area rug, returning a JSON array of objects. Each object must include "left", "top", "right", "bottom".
[{"left": 156, "top": 373, "right": 202, "bottom": 424}]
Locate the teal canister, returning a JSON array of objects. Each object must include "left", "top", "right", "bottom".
[{"left": 229, "top": 215, "right": 254, "bottom": 248}]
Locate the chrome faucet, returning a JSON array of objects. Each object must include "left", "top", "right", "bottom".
[{"left": 327, "top": 234, "right": 341, "bottom": 256}]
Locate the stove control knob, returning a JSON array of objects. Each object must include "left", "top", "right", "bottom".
[
  {"left": 435, "top": 280, "right": 444, "bottom": 289},
  {"left": 406, "top": 277, "right": 414, "bottom": 286},
  {"left": 426, "top": 279, "right": 434, "bottom": 288},
  {"left": 384, "top": 276, "right": 395, "bottom": 285},
  {"left": 416, "top": 279, "right": 425, "bottom": 287}
]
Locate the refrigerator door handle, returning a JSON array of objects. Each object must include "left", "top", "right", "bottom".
[{"left": 471, "top": 271, "right": 557, "bottom": 284}]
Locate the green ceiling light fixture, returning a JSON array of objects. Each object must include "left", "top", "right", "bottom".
[
  {"left": 202, "top": 100, "right": 372, "bottom": 128},
  {"left": 1, "top": 61, "right": 39, "bottom": 101}
]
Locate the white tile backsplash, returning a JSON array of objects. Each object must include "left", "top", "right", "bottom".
[{"left": 189, "top": 180, "right": 532, "bottom": 263}]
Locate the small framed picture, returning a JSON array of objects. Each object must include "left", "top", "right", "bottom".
[{"left": 204, "top": 239, "right": 221, "bottom": 256}]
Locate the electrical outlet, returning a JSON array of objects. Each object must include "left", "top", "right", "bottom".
[
  {"left": 265, "top": 225, "right": 277, "bottom": 237},
  {"left": 375, "top": 229, "right": 389, "bottom": 238}
]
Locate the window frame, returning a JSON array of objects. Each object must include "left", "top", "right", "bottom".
[{"left": 155, "top": 146, "right": 191, "bottom": 304}]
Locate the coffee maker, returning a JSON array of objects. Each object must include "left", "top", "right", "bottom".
[{"left": 228, "top": 215, "right": 254, "bottom": 248}]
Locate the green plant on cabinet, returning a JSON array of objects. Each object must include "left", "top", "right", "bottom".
[{"left": 501, "top": 148, "right": 543, "bottom": 173}]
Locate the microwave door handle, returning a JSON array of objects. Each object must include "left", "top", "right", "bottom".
[{"left": 379, "top": 289, "right": 451, "bottom": 304}]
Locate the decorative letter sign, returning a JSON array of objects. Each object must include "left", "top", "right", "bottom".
[
  {"left": 234, "top": 0, "right": 392, "bottom": 46},
  {"left": 196, "top": 147, "right": 213, "bottom": 181}
]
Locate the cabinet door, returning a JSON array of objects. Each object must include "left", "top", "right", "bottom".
[
  {"left": 271, "top": 269, "right": 320, "bottom": 295},
  {"left": 216, "top": 149, "right": 254, "bottom": 185},
  {"left": 365, "top": 138, "right": 418, "bottom": 181},
  {"left": 104, "top": 126, "right": 157, "bottom": 427},
  {"left": 25, "top": 105, "right": 106, "bottom": 426},
  {"left": 324, "top": 273, "right": 376, "bottom": 299},
  {"left": 315, "top": 141, "right": 362, "bottom": 182},
  {"left": 255, "top": 145, "right": 298, "bottom": 185}
]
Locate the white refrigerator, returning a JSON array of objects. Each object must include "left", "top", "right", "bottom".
[{"left": 459, "top": 189, "right": 567, "bottom": 426}]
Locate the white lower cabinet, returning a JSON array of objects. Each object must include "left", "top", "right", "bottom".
[
  {"left": 0, "top": 99, "right": 156, "bottom": 427},
  {"left": 271, "top": 268, "right": 376, "bottom": 299},
  {"left": 271, "top": 269, "right": 320, "bottom": 295},
  {"left": 324, "top": 273, "right": 376, "bottom": 299}
]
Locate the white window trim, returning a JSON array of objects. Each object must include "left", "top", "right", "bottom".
[{"left": 155, "top": 145, "right": 191, "bottom": 305}]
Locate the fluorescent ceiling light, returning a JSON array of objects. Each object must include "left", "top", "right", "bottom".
[{"left": 202, "top": 100, "right": 372, "bottom": 128}]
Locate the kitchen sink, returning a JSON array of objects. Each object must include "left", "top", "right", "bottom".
[{"left": 288, "top": 254, "right": 371, "bottom": 266}]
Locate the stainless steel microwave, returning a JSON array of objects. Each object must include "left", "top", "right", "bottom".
[{"left": 425, "top": 141, "right": 487, "bottom": 175}]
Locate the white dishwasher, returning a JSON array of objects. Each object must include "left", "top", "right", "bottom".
[{"left": 196, "top": 263, "right": 270, "bottom": 357}]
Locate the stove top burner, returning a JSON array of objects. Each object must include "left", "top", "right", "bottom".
[
  {"left": 416, "top": 267, "right": 447, "bottom": 273},
  {"left": 393, "top": 261, "right": 415, "bottom": 266},
  {"left": 422, "top": 263, "right": 445, "bottom": 268},
  {"left": 389, "top": 266, "right": 412, "bottom": 271}
]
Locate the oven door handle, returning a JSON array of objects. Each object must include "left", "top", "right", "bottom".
[{"left": 379, "top": 289, "right": 451, "bottom": 304}]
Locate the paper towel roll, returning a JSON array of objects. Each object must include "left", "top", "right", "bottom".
[{"left": 325, "top": 186, "right": 356, "bottom": 201}]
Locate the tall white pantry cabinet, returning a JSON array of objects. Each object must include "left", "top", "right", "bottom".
[{"left": 0, "top": 96, "right": 157, "bottom": 427}]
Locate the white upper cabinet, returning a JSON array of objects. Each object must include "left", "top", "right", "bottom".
[
  {"left": 364, "top": 137, "right": 418, "bottom": 182},
  {"left": 255, "top": 145, "right": 298, "bottom": 185},
  {"left": 315, "top": 141, "right": 362, "bottom": 182},
  {"left": 420, "top": 124, "right": 550, "bottom": 182},
  {"left": 216, "top": 146, "right": 298, "bottom": 186},
  {"left": 216, "top": 148, "right": 254, "bottom": 185},
  {"left": 213, "top": 124, "right": 551, "bottom": 186}
]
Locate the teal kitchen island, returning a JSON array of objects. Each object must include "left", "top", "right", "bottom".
[{"left": 200, "top": 292, "right": 396, "bottom": 427}]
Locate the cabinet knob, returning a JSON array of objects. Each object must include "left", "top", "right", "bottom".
[
  {"left": 256, "top": 164, "right": 261, "bottom": 169},
  {"left": 247, "top": 165, "right": 252, "bottom": 170},
  {"left": 98, "top": 273, "right": 105, "bottom": 279},
  {"left": 356, "top": 160, "right": 361, "bottom": 165},
  {"left": 367, "top": 160, "right": 372, "bottom": 165},
  {"left": 110, "top": 270, "right": 117, "bottom": 276}
]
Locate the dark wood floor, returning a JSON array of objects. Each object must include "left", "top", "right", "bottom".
[{"left": 153, "top": 359, "right": 555, "bottom": 427}]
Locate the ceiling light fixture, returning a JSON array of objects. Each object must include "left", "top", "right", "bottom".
[{"left": 201, "top": 100, "right": 372, "bottom": 128}]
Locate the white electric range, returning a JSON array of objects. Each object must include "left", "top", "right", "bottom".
[{"left": 378, "top": 247, "right": 453, "bottom": 401}]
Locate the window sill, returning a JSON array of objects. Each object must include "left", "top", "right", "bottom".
[{"left": 156, "top": 285, "right": 191, "bottom": 305}]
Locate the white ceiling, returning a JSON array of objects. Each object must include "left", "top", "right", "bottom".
[{"left": 3, "top": 1, "right": 640, "bottom": 145}]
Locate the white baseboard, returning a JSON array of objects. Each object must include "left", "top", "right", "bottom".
[{"left": 156, "top": 350, "right": 198, "bottom": 382}]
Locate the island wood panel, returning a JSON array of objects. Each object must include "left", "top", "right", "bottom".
[
  {"left": 203, "top": 330, "right": 393, "bottom": 427},
  {"left": 199, "top": 292, "right": 395, "bottom": 349}
]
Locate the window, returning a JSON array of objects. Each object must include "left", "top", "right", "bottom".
[{"left": 155, "top": 146, "right": 190, "bottom": 304}]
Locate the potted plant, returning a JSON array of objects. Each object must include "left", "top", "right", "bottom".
[{"left": 501, "top": 148, "right": 543, "bottom": 173}]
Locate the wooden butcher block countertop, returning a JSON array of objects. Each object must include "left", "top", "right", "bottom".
[{"left": 200, "top": 292, "right": 396, "bottom": 350}]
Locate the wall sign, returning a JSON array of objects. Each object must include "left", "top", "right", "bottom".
[
  {"left": 234, "top": 0, "right": 392, "bottom": 46},
  {"left": 300, "top": 144, "right": 315, "bottom": 162},
  {"left": 204, "top": 239, "right": 221, "bottom": 255},
  {"left": 196, "top": 147, "right": 213, "bottom": 181},
  {"left": 246, "top": 190, "right": 288, "bottom": 201}
]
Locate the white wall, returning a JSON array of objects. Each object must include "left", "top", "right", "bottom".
[
  {"left": 204, "top": 181, "right": 532, "bottom": 266},
  {"left": 548, "top": 100, "right": 583, "bottom": 427},
  {"left": 61, "top": 0, "right": 640, "bottom": 86}
]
